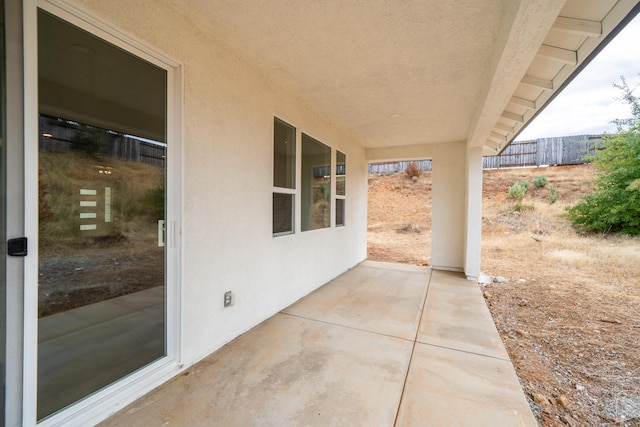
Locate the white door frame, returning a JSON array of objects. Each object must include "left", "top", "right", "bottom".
[
  {"left": 4, "top": 0, "right": 26, "bottom": 424},
  {"left": 22, "top": 1, "right": 183, "bottom": 425}
]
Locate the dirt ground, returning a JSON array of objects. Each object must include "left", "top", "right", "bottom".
[
  {"left": 38, "top": 245, "right": 164, "bottom": 317},
  {"left": 368, "top": 164, "right": 640, "bottom": 427}
]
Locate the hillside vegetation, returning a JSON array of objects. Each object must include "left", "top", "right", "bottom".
[{"left": 38, "top": 151, "right": 165, "bottom": 316}]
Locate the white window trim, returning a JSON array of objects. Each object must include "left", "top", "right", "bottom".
[
  {"left": 272, "top": 187, "right": 296, "bottom": 195},
  {"left": 335, "top": 150, "right": 346, "bottom": 227},
  {"left": 272, "top": 189, "right": 295, "bottom": 237},
  {"left": 23, "top": 1, "right": 183, "bottom": 425},
  {"left": 272, "top": 117, "right": 297, "bottom": 237},
  {"left": 335, "top": 195, "right": 346, "bottom": 227}
]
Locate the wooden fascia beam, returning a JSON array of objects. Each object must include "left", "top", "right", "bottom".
[
  {"left": 490, "top": 131, "right": 508, "bottom": 142},
  {"left": 485, "top": 139, "right": 502, "bottom": 149},
  {"left": 495, "top": 123, "right": 515, "bottom": 135},
  {"left": 501, "top": 111, "right": 524, "bottom": 123},
  {"left": 553, "top": 16, "right": 602, "bottom": 37},
  {"left": 509, "top": 96, "right": 537, "bottom": 110},
  {"left": 537, "top": 44, "right": 578, "bottom": 65},
  {"left": 521, "top": 75, "right": 554, "bottom": 91}
]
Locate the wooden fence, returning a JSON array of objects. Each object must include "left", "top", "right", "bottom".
[
  {"left": 368, "top": 134, "right": 606, "bottom": 174},
  {"left": 483, "top": 134, "right": 605, "bottom": 169},
  {"left": 39, "top": 115, "right": 166, "bottom": 167},
  {"left": 368, "top": 160, "right": 432, "bottom": 175}
]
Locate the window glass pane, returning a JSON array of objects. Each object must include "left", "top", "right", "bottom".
[
  {"left": 273, "top": 193, "right": 294, "bottom": 235},
  {"left": 336, "top": 198, "right": 345, "bottom": 227},
  {"left": 301, "top": 134, "right": 330, "bottom": 231},
  {"left": 336, "top": 150, "right": 345, "bottom": 196},
  {"left": 273, "top": 118, "right": 295, "bottom": 189},
  {"left": 37, "top": 10, "right": 166, "bottom": 420}
]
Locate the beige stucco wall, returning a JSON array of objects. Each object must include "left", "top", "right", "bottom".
[
  {"left": 430, "top": 142, "right": 466, "bottom": 272},
  {"left": 71, "top": 0, "right": 368, "bottom": 365}
]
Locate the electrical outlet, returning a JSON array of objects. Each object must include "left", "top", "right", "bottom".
[{"left": 224, "top": 291, "right": 235, "bottom": 307}]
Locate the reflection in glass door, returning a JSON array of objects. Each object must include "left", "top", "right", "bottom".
[
  {"left": 37, "top": 10, "right": 167, "bottom": 420},
  {"left": 1, "top": 0, "right": 7, "bottom": 419}
]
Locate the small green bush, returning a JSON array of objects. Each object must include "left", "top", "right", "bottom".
[
  {"left": 533, "top": 175, "right": 548, "bottom": 188},
  {"left": 549, "top": 185, "right": 560, "bottom": 204},
  {"left": 508, "top": 181, "right": 528, "bottom": 199},
  {"left": 405, "top": 162, "right": 421, "bottom": 179},
  {"left": 508, "top": 181, "right": 529, "bottom": 211},
  {"left": 549, "top": 186, "right": 559, "bottom": 203}
]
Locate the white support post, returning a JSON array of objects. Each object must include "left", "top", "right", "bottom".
[
  {"left": 464, "top": 147, "right": 484, "bottom": 280},
  {"left": 430, "top": 142, "right": 466, "bottom": 272}
]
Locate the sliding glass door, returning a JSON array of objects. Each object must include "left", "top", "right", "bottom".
[
  {"left": 37, "top": 10, "right": 168, "bottom": 420},
  {"left": 0, "top": 0, "right": 7, "bottom": 421}
]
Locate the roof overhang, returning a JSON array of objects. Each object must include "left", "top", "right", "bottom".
[
  {"left": 160, "top": 0, "right": 640, "bottom": 158},
  {"left": 482, "top": 0, "right": 640, "bottom": 156}
]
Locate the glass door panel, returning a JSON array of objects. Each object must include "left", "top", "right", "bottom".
[
  {"left": 1, "top": 0, "right": 7, "bottom": 419},
  {"left": 37, "top": 10, "right": 167, "bottom": 420}
]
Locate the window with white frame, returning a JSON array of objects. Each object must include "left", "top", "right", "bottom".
[
  {"left": 301, "top": 133, "right": 331, "bottom": 231},
  {"left": 273, "top": 120, "right": 345, "bottom": 233},
  {"left": 336, "top": 150, "right": 346, "bottom": 226},
  {"left": 273, "top": 118, "right": 295, "bottom": 235}
]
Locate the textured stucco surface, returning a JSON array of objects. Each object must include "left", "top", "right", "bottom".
[
  {"left": 156, "top": 0, "right": 509, "bottom": 149},
  {"left": 72, "top": 0, "right": 368, "bottom": 367},
  {"left": 430, "top": 142, "right": 467, "bottom": 271}
]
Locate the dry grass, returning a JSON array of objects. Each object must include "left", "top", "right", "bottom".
[
  {"left": 39, "top": 151, "right": 164, "bottom": 254},
  {"left": 367, "top": 173, "right": 431, "bottom": 265},
  {"left": 481, "top": 166, "right": 640, "bottom": 312}
]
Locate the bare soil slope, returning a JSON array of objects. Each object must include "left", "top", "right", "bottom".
[{"left": 368, "top": 165, "right": 640, "bottom": 427}]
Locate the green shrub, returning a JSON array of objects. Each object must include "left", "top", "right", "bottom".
[
  {"left": 567, "top": 77, "right": 640, "bottom": 235},
  {"left": 405, "top": 162, "right": 421, "bottom": 179},
  {"left": 533, "top": 175, "right": 548, "bottom": 188},
  {"left": 508, "top": 181, "right": 529, "bottom": 211},
  {"left": 508, "top": 181, "right": 529, "bottom": 199},
  {"left": 549, "top": 186, "right": 559, "bottom": 204}
]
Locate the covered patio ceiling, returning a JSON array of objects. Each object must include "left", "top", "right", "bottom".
[{"left": 162, "top": 0, "right": 640, "bottom": 155}]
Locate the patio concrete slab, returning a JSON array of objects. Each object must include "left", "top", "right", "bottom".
[
  {"left": 99, "top": 261, "right": 537, "bottom": 426},
  {"left": 417, "top": 270, "right": 509, "bottom": 360},
  {"left": 396, "top": 343, "right": 536, "bottom": 427},
  {"left": 100, "top": 313, "right": 413, "bottom": 426},
  {"left": 282, "top": 260, "right": 429, "bottom": 340}
]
